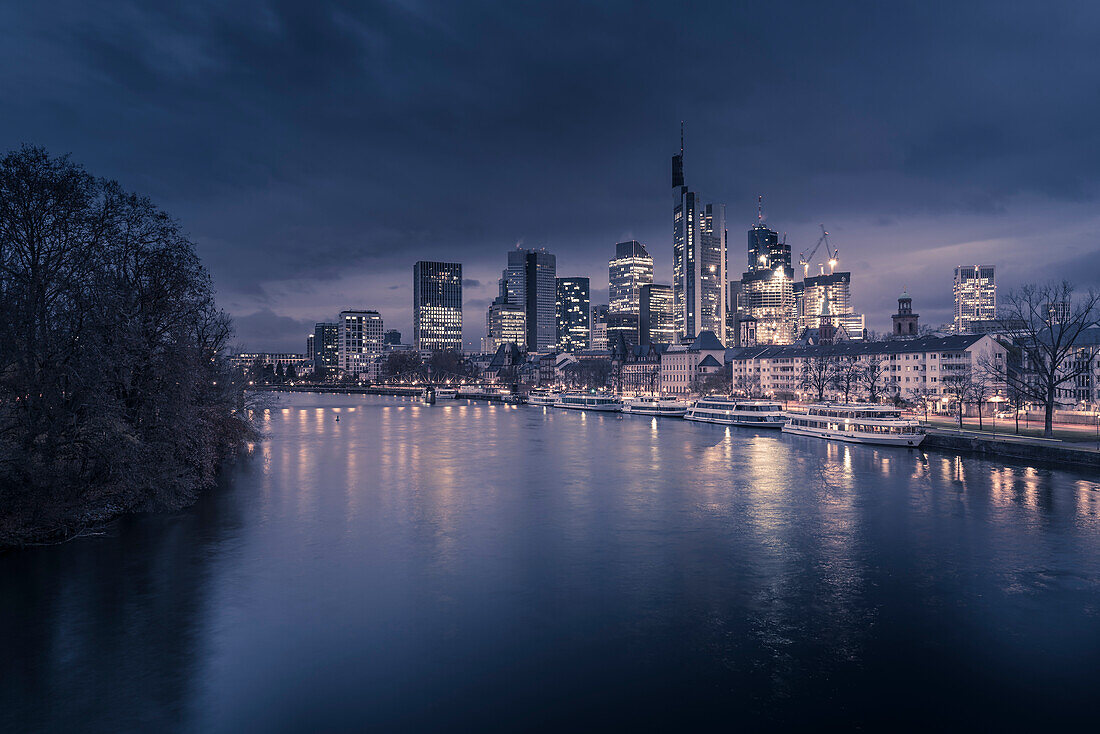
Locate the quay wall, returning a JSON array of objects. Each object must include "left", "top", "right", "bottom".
[{"left": 924, "top": 431, "right": 1100, "bottom": 470}]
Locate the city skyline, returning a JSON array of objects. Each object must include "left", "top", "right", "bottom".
[{"left": 6, "top": 3, "right": 1099, "bottom": 352}]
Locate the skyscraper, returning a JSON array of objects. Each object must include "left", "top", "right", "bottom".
[
  {"left": 672, "top": 130, "right": 726, "bottom": 343},
  {"left": 413, "top": 261, "right": 463, "bottom": 351},
  {"left": 338, "top": 310, "right": 384, "bottom": 375},
  {"left": 640, "top": 284, "right": 675, "bottom": 345},
  {"left": 499, "top": 248, "right": 557, "bottom": 352},
  {"left": 608, "top": 241, "right": 653, "bottom": 314},
  {"left": 795, "top": 271, "right": 866, "bottom": 340},
  {"left": 483, "top": 298, "right": 526, "bottom": 353},
  {"left": 590, "top": 304, "right": 609, "bottom": 350},
  {"left": 556, "top": 277, "right": 590, "bottom": 353},
  {"left": 953, "top": 265, "right": 996, "bottom": 332},
  {"left": 739, "top": 202, "right": 796, "bottom": 345},
  {"left": 313, "top": 322, "right": 338, "bottom": 376}
]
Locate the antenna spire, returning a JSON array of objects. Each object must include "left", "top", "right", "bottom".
[
  {"left": 757, "top": 195, "right": 763, "bottom": 225},
  {"left": 680, "top": 121, "right": 684, "bottom": 157}
]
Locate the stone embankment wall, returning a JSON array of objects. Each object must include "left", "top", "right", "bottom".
[{"left": 924, "top": 431, "right": 1100, "bottom": 470}]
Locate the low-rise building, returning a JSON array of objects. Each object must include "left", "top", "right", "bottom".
[
  {"left": 659, "top": 331, "right": 726, "bottom": 395},
  {"left": 726, "top": 334, "right": 1008, "bottom": 407}
]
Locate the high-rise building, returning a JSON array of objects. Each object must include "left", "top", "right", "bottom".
[
  {"left": 607, "top": 312, "right": 640, "bottom": 351},
  {"left": 338, "top": 310, "right": 384, "bottom": 375},
  {"left": 483, "top": 297, "right": 526, "bottom": 353},
  {"left": 640, "top": 284, "right": 675, "bottom": 345},
  {"left": 556, "top": 277, "right": 590, "bottom": 353},
  {"left": 739, "top": 202, "right": 797, "bottom": 346},
  {"left": 305, "top": 334, "right": 315, "bottom": 361},
  {"left": 313, "top": 322, "right": 339, "bottom": 376},
  {"left": 795, "top": 271, "right": 866, "bottom": 340},
  {"left": 953, "top": 265, "right": 996, "bottom": 332},
  {"left": 609, "top": 241, "right": 653, "bottom": 314},
  {"left": 499, "top": 248, "right": 557, "bottom": 352},
  {"left": 413, "top": 261, "right": 463, "bottom": 351},
  {"left": 384, "top": 329, "right": 402, "bottom": 345},
  {"left": 590, "top": 304, "right": 609, "bottom": 350},
  {"left": 740, "top": 267, "right": 796, "bottom": 346},
  {"left": 672, "top": 132, "right": 727, "bottom": 344}
]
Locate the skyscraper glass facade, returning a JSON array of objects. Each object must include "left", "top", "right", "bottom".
[
  {"left": 953, "top": 265, "right": 996, "bottom": 333},
  {"left": 555, "top": 277, "right": 590, "bottom": 352},
  {"left": 608, "top": 240, "right": 653, "bottom": 314},
  {"left": 413, "top": 261, "right": 463, "bottom": 351}
]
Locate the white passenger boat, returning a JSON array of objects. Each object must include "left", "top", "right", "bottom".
[
  {"left": 554, "top": 392, "right": 623, "bottom": 412},
  {"left": 621, "top": 396, "right": 690, "bottom": 417},
  {"left": 434, "top": 387, "right": 458, "bottom": 399},
  {"left": 782, "top": 404, "right": 925, "bottom": 447},
  {"left": 684, "top": 398, "right": 787, "bottom": 427},
  {"left": 526, "top": 389, "right": 559, "bottom": 406}
]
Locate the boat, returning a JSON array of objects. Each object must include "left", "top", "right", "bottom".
[
  {"left": 621, "top": 395, "right": 690, "bottom": 417},
  {"left": 684, "top": 398, "right": 787, "bottom": 427},
  {"left": 782, "top": 404, "right": 925, "bottom": 447},
  {"left": 526, "top": 389, "right": 559, "bottom": 406},
  {"left": 434, "top": 387, "right": 458, "bottom": 399},
  {"left": 554, "top": 392, "right": 623, "bottom": 412}
]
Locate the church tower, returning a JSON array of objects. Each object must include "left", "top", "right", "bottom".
[{"left": 892, "top": 290, "right": 919, "bottom": 337}]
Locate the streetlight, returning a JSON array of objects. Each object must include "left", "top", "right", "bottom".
[{"left": 989, "top": 393, "right": 1006, "bottom": 439}]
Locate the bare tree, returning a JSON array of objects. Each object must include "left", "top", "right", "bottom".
[
  {"left": 831, "top": 355, "right": 861, "bottom": 404},
  {"left": 988, "top": 281, "right": 1100, "bottom": 437},
  {"left": 860, "top": 355, "right": 888, "bottom": 404},
  {"left": 800, "top": 352, "right": 836, "bottom": 402},
  {"left": 940, "top": 367, "right": 973, "bottom": 429}
]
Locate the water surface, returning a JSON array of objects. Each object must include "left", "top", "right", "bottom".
[{"left": 3, "top": 393, "right": 1099, "bottom": 731}]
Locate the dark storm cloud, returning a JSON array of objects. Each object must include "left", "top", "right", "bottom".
[{"left": 3, "top": 0, "right": 1100, "bottom": 351}]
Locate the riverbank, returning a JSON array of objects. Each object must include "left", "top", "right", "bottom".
[{"left": 923, "top": 430, "right": 1100, "bottom": 470}]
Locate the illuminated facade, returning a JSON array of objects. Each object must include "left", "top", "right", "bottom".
[
  {"left": 740, "top": 266, "right": 796, "bottom": 345},
  {"left": 953, "top": 264, "right": 996, "bottom": 333},
  {"left": 590, "top": 304, "right": 609, "bottom": 350},
  {"left": 313, "top": 322, "right": 339, "bottom": 375},
  {"left": 339, "top": 310, "right": 384, "bottom": 375},
  {"left": 556, "top": 277, "right": 590, "bottom": 352},
  {"left": 499, "top": 248, "right": 557, "bottom": 352},
  {"left": 413, "top": 261, "right": 463, "bottom": 351},
  {"left": 608, "top": 240, "right": 653, "bottom": 314},
  {"left": 640, "top": 284, "right": 675, "bottom": 345},
  {"left": 672, "top": 140, "right": 726, "bottom": 343},
  {"left": 483, "top": 298, "right": 526, "bottom": 353},
  {"left": 607, "top": 312, "right": 640, "bottom": 350},
  {"left": 794, "top": 271, "right": 865, "bottom": 340}
]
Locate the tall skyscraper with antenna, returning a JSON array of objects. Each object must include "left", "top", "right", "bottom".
[{"left": 671, "top": 125, "right": 727, "bottom": 344}]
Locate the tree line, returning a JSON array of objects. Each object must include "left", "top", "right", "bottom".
[{"left": 0, "top": 147, "right": 255, "bottom": 546}]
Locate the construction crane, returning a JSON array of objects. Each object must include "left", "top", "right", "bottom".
[{"left": 798, "top": 224, "right": 840, "bottom": 277}]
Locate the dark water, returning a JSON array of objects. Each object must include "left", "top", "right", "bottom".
[{"left": 3, "top": 394, "right": 1100, "bottom": 731}]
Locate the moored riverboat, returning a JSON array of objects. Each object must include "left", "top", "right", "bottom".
[
  {"left": 526, "top": 389, "right": 559, "bottom": 406},
  {"left": 554, "top": 392, "right": 623, "bottom": 412},
  {"left": 685, "top": 398, "right": 787, "bottom": 427},
  {"left": 621, "top": 396, "right": 690, "bottom": 417},
  {"left": 782, "top": 403, "right": 925, "bottom": 447}
]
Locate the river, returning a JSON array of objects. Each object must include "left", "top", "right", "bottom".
[{"left": 3, "top": 393, "right": 1100, "bottom": 731}]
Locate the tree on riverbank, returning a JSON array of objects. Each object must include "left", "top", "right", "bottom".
[
  {"left": 0, "top": 147, "right": 255, "bottom": 546},
  {"left": 987, "top": 282, "right": 1100, "bottom": 438}
]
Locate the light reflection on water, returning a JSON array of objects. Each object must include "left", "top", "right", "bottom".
[{"left": 2, "top": 393, "right": 1100, "bottom": 732}]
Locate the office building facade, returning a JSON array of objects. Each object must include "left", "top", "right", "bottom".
[
  {"left": 609, "top": 240, "right": 653, "bottom": 314},
  {"left": 413, "top": 261, "right": 463, "bottom": 351},
  {"left": 556, "top": 277, "right": 590, "bottom": 353},
  {"left": 338, "top": 310, "right": 384, "bottom": 375},
  {"left": 953, "top": 264, "right": 996, "bottom": 332},
  {"left": 483, "top": 298, "right": 526, "bottom": 353},
  {"left": 313, "top": 322, "right": 339, "bottom": 376},
  {"left": 640, "top": 284, "right": 675, "bottom": 345},
  {"left": 672, "top": 139, "right": 727, "bottom": 343}
]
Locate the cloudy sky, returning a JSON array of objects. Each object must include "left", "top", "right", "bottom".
[{"left": 4, "top": 1, "right": 1099, "bottom": 351}]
